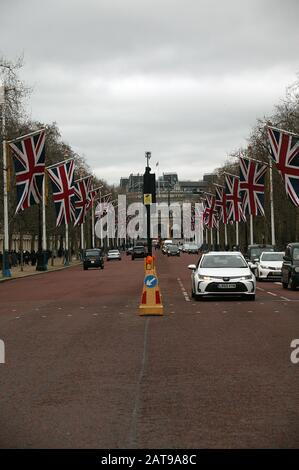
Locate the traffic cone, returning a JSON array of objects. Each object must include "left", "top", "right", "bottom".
[{"left": 139, "top": 256, "right": 163, "bottom": 315}]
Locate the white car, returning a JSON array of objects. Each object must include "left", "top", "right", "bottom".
[
  {"left": 107, "top": 249, "right": 121, "bottom": 261},
  {"left": 188, "top": 251, "right": 256, "bottom": 300},
  {"left": 256, "top": 251, "right": 284, "bottom": 281}
]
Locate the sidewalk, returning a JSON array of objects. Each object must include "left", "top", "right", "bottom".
[{"left": 0, "top": 257, "right": 81, "bottom": 282}]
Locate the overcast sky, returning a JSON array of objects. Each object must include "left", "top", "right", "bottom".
[{"left": 1, "top": 0, "right": 298, "bottom": 185}]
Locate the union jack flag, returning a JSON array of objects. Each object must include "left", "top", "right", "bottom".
[
  {"left": 225, "top": 174, "right": 246, "bottom": 223},
  {"left": 95, "top": 193, "right": 112, "bottom": 219},
  {"left": 203, "top": 194, "right": 218, "bottom": 229},
  {"left": 73, "top": 175, "right": 92, "bottom": 226},
  {"left": 267, "top": 126, "right": 299, "bottom": 207},
  {"left": 86, "top": 187, "right": 101, "bottom": 212},
  {"left": 9, "top": 129, "right": 46, "bottom": 213},
  {"left": 239, "top": 156, "right": 267, "bottom": 216},
  {"left": 47, "top": 160, "right": 76, "bottom": 226},
  {"left": 214, "top": 184, "right": 228, "bottom": 224}
]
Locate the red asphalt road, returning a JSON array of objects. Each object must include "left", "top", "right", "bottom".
[{"left": 0, "top": 251, "right": 298, "bottom": 448}]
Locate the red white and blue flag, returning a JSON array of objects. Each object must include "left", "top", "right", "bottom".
[
  {"left": 239, "top": 156, "right": 267, "bottom": 216},
  {"left": 86, "top": 187, "right": 101, "bottom": 212},
  {"left": 225, "top": 174, "right": 246, "bottom": 223},
  {"left": 74, "top": 175, "right": 93, "bottom": 226},
  {"left": 267, "top": 126, "right": 299, "bottom": 207},
  {"left": 47, "top": 160, "right": 76, "bottom": 226},
  {"left": 203, "top": 194, "right": 218, "bottom": 229},
  {"left": 9, "top": 129, "right": 46, "bottom": 213},
  {"left": 214, "top": 184, "right": 228, "bottom": 225},
  {"left": 95, "top": 193, "right": 112, "bottom": 219}
]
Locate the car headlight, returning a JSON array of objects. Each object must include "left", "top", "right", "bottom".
[
  {"left": 294, "top": 267, "right": 299, "bottom": 273},
  {"left": 260, "top": 265, "right": 268, "bottom": 269},
  {"left": 240, "top": 274, "right": 253, "bottom": 280},
  {"left": 198, "top": 275, "right": 213, "bottom": 281}
]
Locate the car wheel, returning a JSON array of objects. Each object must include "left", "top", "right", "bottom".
[
  {"left": 282, "top": 281, "right": 288, "bottom": 289},
  {"left": 84, "top": 267, "right": 88, "bottom": 270},
  {"left": 101, "top": 265, "right": 104, "bottom": 270},
  {"left": 290, "top": 279, "right": 297, "bottom": 291}
]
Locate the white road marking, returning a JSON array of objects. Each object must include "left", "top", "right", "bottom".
[
  {"left": 267, "top": 292, "right": 277, "bottom": 297},
  {"left": 274, "top": 282, "right": 281, "bottom": 285},
  {"left": 42, "top": 315, "right": 47, "bottom": 318},
  {"left": 177, "top": 279, "right": 191, "bottom": 302},
  {"left": 274, "top": 311, "right": 280, "bottom": 313},
  {"left": 257, "top": 287, "right": 265, "bottom": 291},
  {"left": 80, "top": 307, "right": 85, "bottom": 309},
  {"left": 16, "top": 316, "right": 20, "bottom": 319},
  {"left": 67, "top": 314, "right": 72, "bottom": 317},
  {"left": 12, "top": 309, "right": 17, "bottom": 312},
  {"left": 93, "top": 313, "right": 98, "bottom": 316},
  {"left": 248, "top": 311, "right": 253, "bottom": 313},
  {"left": 280, "top": 296, "right": 290, "bottom": 301}
]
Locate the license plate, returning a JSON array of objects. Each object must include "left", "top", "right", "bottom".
[{"left": 218, "top": 283, "right": 236, "bottom": 289}]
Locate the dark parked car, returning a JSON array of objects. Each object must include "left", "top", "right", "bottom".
[
  {"left": 167, "top": 245, "right": 180, "bottom": 257},
  {"left": 282, "top": 243, "right": 299, "bottom": 290},
  {"left": 132, "top": 245, "right": 146, "bottom": 260},
  {"left": 83, "top": 248, "right": 104, "bottom": 270}
]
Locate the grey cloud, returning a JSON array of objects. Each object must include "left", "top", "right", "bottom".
[{"left": 1, "top": 0, "right": 299, "bottom": 184}]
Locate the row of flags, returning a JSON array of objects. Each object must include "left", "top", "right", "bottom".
[
  {"left": 7, "top": 129, "right": 102, "bottom": 227},
  {"left": 203, "top": 125, "right": 299, "bottom": 229},
  {"left": 6, "top": 124, "right": 299, "bottom": 231},
  {"left": 202, "top": 158, "right": 267, "bottom": 229}
]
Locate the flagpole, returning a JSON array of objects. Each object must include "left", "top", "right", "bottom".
[
  {"left": 65, "top": 224, "right": 69, "bottom": 266},
  {"left": 236, "top": 222, "right": 239, "bottom": 248},
  {"left": 250, "top": 214, "right": 254, "bottom": 245},
  {"left": 269, "top": 158, "right": 276, "bottom": 246},
  {"left": 1, "top": 85, "right": 11, "bottom": 277},
  {"left": 81, "top": 223, "right": 84, "bottom": 251},
  {"left": 210, "top": 228, "right": 213, "bottom": 248},
  {"left": 224, "top": 224, "right": 228, "bottom": 248},
  {"left": 216, "top": 226, "right": 220, "bottom": 248},
  {"left": 36, "top": 175, "right": 48, "bottom": 271},
  {"left": 91, "top": 205, "right": 95, "bottom": 248}
]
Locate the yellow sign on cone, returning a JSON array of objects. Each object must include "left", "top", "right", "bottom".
[{"left": 139, "top": 256, "right": 164, "bottom": 316}]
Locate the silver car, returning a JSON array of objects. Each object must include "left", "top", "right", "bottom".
[
  {"left": 107, "top": 249, "right": 121, "bottom": 261},
  {"left": 188, "top": 251, "right": 256, "bottom": 300},
  {"left": 256, "top": 251, "right": 284, "bottom": 281}
]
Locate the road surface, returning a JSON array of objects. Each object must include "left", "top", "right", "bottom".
[{"left": 0, "top": 251, "right": 298, "bottom": 448}]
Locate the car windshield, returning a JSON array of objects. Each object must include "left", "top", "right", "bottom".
[
  {"left": 261, "top": 253, "right": 284, "bottom": 261},
  {"left": 201, "top": 254, "right": 247, "bottom": 268},
  {"left": 85, "top": 250, "right": 100, "bottom": 256},
  {"left": 189, "top": 244, "right": 198, "bottom": 249},
  {"left": 109, "top": 251, "right": 119, "bottom": 254},
  {"left": 293, "top": 248, "right": 299, "bottom": 260},
  {"left": 169, "top": 245, "right": 179, "bottom": 251}
]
